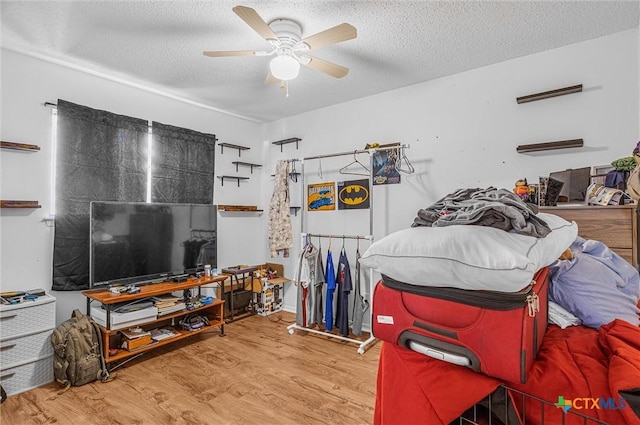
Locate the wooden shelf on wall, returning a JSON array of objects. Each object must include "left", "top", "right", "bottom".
[
  {"left": 232, "top": 161, "right": 262, "bottom": 173},
  {"left": 516, "top": 84, "right": 582, "bottom": 104},
  {"left": 218, "top": 205, "right": 261, "bottom": 212},
  {"left": 217, "top": 175, "right": 249, "bottom": 187},
  {"left": 218, "top": 143, "right": 250, "bottom": 157},
  {"left": 271, "top": 172, "right": 301, "bottom": 182},
  {"left": 1, "top": 200, "right": 42, "bottom": 209},
  {"left": 1, "top": 141, "right": 40, "bottom": 151},
  {"left": 272, "top": 138, "right": 301, "bottom": 152},
  {"left": 218, "top": 205, "right": 263, "bottom": 216},
  {"left": 516, "top": 138, "right": 584, "bottom": 153}
]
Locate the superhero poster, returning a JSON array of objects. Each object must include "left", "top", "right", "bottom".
[
  {"left": 337, "top": 179, "right": 370, "bottom": 210},
  {"left": 372, "top": 147, "right": 401, "bottom": 185},
  {"left": 307, "top": 182, "right": 335, "bottom": 211}
]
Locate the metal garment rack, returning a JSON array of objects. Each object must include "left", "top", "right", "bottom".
[{"left": 285, "top": 144, "right": 410, "bottom": 354}]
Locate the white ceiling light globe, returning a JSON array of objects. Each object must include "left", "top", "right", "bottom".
[{"left": 269, "top": 55, "right": 300, "bottom": 81}]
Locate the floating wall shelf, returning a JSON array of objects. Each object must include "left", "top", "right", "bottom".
[
  {"left": 271, "top": 172, "right": 301, "bottom": 182},
  {"left": 272, "top": 138, "right": 301, "bottom": 152},
  {"left": 218, "top": 143, "right": 250, "bottom": 157},
  {"left": 219, "top": 210, "right": 263, "bottom": 216},
  {"left": 232, "top": 161, "right": 262, "bottom": 173},
  {"left": 516, "top": 84, "right": 582, "bottom": 104},
  {"left": 218, "top": 205, "right": 261, "bottom": 212},
  {"left": 217, "top": 175, "right": 249, "bottom": 187},
  {"left": 1, "top": 141, "right": 40, "bottom": 151},
  {"left": 516, "top": 138, "right": 584, "bottom": 153},
  {"left": 218, "top": 205, "right": 263, "bottom": 216},
  {"left": 1, "top": 200, "right": 41, "bottom": 208}
]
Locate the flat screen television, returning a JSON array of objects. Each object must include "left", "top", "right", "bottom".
[
  {"left": 90, "top": 202, "right": 217, "bottom": 288},
  {"left": 548, "top": 167, "right": 591, "bottom": 202}
]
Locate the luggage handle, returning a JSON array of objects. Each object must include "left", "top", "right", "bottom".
[{"left": 398, "top": 331, "right": 481, "bottom": 373}]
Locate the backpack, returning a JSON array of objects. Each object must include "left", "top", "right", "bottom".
[
  {"left": 627, "top": 164, "right": 640, "bottom": 201},
  {"left": 51, "top": 309, "right": 111, "bottom": 393}
]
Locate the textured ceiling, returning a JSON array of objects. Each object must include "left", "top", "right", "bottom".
[{"left": 2, "top": 1, "right": 639, "bottom": 123}]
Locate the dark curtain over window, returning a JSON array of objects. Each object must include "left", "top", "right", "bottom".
[
  {"left": 151, "top": 122, "right": 216, "bottom": 204},
  {"left": 52, "top": 100, "right": 148, "bottom": 291}
]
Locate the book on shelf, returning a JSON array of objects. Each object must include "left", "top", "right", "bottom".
[
  {"left": 150, "top": 327, "right": 177, "bottom": 341},
  {"left": 119, "top": 327, "right": 151, "bottom": 340},
  {"left": 157, "top": 301, "right": 186, "bottom": 316},
  {"left": 152, "top": 294, "right": 182, "bottom": 308}
]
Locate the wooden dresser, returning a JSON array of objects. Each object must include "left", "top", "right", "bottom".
[{"left": 540, "top": 204, "right": 639, "bottom": 267}]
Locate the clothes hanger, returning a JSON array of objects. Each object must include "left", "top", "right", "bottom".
[
  {"left": 395, "top": 146, "right": 415, "bottom": 174},
  {"left": 290, "top": 159, "right": 297, "bottom": 182},
  {"left": 306, "top": 234, "right": 315, "bottom": 253},
  {"left": 339, "top": 151, "right": 370, "bottom": 177}
]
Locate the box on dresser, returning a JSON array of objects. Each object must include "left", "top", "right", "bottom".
[
  {"left": 540, "top": 204, "right": 639, "bottom": 266},
  {"left": 0, "top": 295, "right": 56, "bottom": 396}
]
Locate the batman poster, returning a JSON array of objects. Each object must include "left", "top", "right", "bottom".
[{"left": 337, "top": 179, "right": 370, "bottom": 210}]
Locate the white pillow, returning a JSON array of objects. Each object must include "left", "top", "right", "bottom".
[{"left": 359, "top": 213, "right": 577, "bottom": 292}]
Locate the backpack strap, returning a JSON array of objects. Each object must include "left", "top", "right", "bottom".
[{"left": 90, "top": 318, "right": 114, "bottom": 383}]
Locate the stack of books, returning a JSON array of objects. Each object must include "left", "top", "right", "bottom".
[
  {"left": 120, "top": 328, "right": 153, "bottom": 351},
  {"left": 152, "top": 294, "right": 186, "bottom": 316}
]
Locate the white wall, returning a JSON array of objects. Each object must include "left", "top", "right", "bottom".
[
  {"left": 2, "top": 28, "right": 638, "bottom": 327},
  {"left": 0, "top": 49, "right": 264, "bottom": 324},
  {"left": 263, "top": 29, "right": 640, "bottom": 320}
]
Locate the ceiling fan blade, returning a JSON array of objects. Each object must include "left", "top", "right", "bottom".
[
  {"left": 264, "top": 71, "right": 280, "bottom": 85},
  {"left": 232, "top": 6, "right": 278, "bottom": 42},
  {"left": 203, "top": 50, "right": 259, "bottom": 57},
  {"left": 302, "top": 56, "right": 349, "bottom": 78},
  {"left": 299, "top": 23, "right": 357, "bottom": 50}
]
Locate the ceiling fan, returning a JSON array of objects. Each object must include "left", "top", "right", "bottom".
[{"left": 203, "top": 6, "right": 357, "bottom": 83}]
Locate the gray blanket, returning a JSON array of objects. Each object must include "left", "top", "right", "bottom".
[{"left": 412, "top": 187, "right": 551, "bottom": 237}]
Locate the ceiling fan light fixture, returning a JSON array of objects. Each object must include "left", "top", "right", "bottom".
[{"left": 269, "top": 55, "right": 300, "bottom": 81}]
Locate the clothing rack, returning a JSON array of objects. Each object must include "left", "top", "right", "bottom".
[
  {"left": 285, "top": 144, "right": 411, "bottom": 354},
  {"left": 302, "top": 233, "right": 373, "bottom": 241}
]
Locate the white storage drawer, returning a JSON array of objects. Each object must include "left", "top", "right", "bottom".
[
  {"left": 0, "top": 329, "right": 53, "bottom": 369},
  {"left": 0, "top": 294, "right": 56, "bottom": 396},
  {"left": 0, "top": 356, "right": 53, "bottom": 396},
  {"left": 0, "top": 296, "right": 56, "bottom": 341}
]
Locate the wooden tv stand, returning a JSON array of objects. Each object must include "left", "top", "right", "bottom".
[{"left": 82, "top": 275, "right": 228, "bottom": 365}]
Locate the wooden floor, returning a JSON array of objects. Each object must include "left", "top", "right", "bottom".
[{"left": 1, "top": 312, "right": 381, "bottom": 425}]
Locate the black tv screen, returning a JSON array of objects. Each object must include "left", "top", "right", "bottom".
[
  {"left": 549, "top": 167, "right": 591, "bottom": 202},
  {"left": 90, "top": 202, "right": 217, "bottom": 288}
]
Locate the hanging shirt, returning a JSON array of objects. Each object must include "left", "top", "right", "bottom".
[
  {"left": 312, "top": 247, "right": 325, "bottom": 328},
  {"left": 294, "top": 242, "right": 324, "bottom": 327},
  {"left": 335, "top": 249, "right": 353, "bottom": 337},
  {"left": 268, "top": 160, "right": 293, "bottom": 257},
  {"left": 324, "top": 249, "right": 336, "bottom": 331},
  {"left": 351, "top": 248, "right": 369, "bottom": 336}
]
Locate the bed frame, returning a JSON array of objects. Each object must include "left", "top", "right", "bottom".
[{"left": 454, "top": 385, "right": 607, "bottom": 425}]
